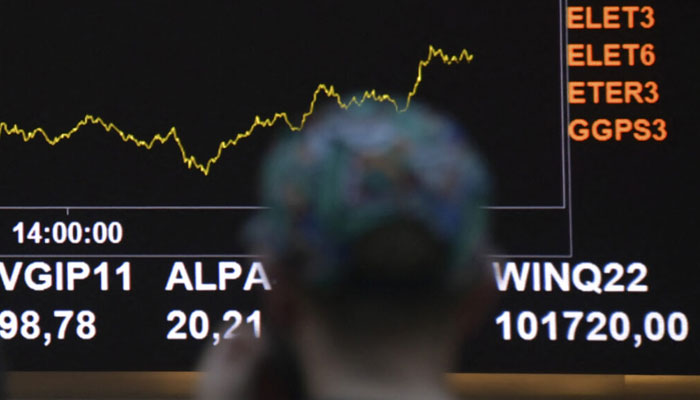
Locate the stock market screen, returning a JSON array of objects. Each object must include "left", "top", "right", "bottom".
[{"left": 0, "top": 1, "right": 697, "bottom": 395}]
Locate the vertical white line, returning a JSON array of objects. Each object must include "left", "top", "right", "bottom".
[
  {"left": 564, "top": 0, "right": 574, "bottom": 257},
  {"left": 559, "top": 0, "right": 568, "bottom": 209}
]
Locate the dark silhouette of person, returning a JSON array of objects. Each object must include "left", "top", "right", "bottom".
[{"left": 198, "top": 101, "right": 493, "bottom": 400}]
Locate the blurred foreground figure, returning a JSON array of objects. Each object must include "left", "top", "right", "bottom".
[{"left": 198, "top": 102, "right": 492, "bottom": 400}]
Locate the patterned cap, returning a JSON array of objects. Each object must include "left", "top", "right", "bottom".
[{"left": 247, "top": 101, "right": 490, "bottom": 291}]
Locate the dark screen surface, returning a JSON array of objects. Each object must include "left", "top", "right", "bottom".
[{"left": 0, "top": 0, "right": 698, "bottom": 373}]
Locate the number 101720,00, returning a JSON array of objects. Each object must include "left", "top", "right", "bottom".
[{"left": 495, "top": 310, "right": 689, "bottom": 348}]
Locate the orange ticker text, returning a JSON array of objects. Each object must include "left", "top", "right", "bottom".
[
  {"left": 569, "top": 81, "right": 659, "bottom": 105},
  {"left": 567, "top": 6, "right": 655, "bottom": 29},
  {"left": 568, "top": 43, "right": 655, "bottom": 67},
  {"left": 569, "top": 118, "right": 667, "bottom": 141}
]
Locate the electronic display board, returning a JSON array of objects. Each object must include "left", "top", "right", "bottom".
[{"left": 0, "top": 0, "right": 698, "bottom": 382}]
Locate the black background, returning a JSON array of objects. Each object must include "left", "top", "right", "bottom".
[{"left": 0, "top": 0, "right": 698, "bottom": 373}]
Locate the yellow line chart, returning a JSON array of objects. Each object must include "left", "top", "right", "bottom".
[{"left": 0, "top": 45, "right": 473, "bottom": 175}]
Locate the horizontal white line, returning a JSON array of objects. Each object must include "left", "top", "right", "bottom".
[
  {"left": 0, "top": 254, "right": 265, "bottom": 258},
  {"left": 0, "top": 205, "right": 566, "bottom": 211},
  {"left": 482, "top": 206, "right": 566, "bottom": 210},
  {"left": 1, "top": 253, "right": 571, "bottom": 259},
  {"left": 488, "top": 253, "right": 572, "bottom": 258},
  {"left": 0, "top": 206, "right": 269, "bottom": 210}
]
